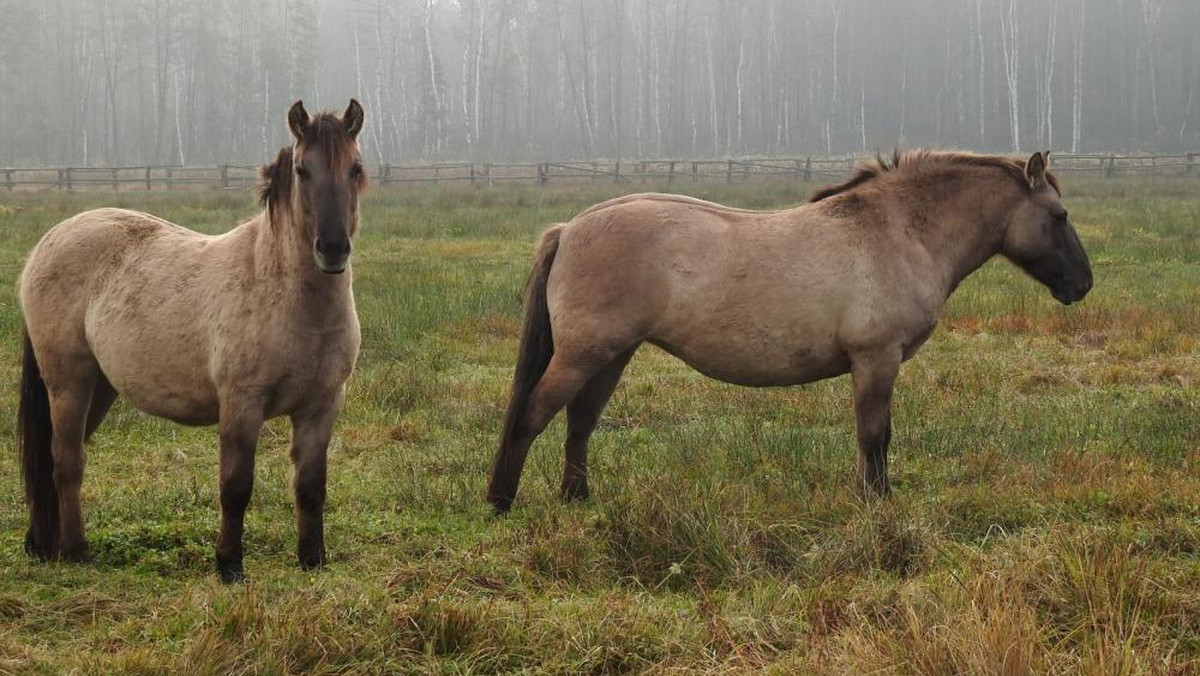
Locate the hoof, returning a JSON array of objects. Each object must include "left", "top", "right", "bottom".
[
  {"left": 24, "top": 529, "right": 54, "bottom": 562},
  {"left": 217, "top": 557, "right": 246, "bottom": 584},
  {"left": 59, "top": 542, "right": 93, "bottom": 564},
  {"left": 298, "top": 548, "right": 327, "bottom": 571},
  {"left": 853, "top": 480, "right": 892, "bottom": 502},
  {"left": 487, "top": 493, "right": 514, "bottom": 515},
  {"left": 560, "top": 477, "right": 590, "bottom": 503}
]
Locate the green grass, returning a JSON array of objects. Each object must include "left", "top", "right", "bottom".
[{"left": 0, "top": 178, "right": 1197, "bottom": 674}]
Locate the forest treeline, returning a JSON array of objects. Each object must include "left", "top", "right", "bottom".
[{"left": 1, "top": 0, "right": 1198, "bottom": 167}]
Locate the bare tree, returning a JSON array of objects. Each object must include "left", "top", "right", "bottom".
[{"left": 0, "top": 0, "right": 1197, "bottom": 166}]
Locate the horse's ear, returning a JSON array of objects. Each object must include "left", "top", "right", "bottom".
[
  {"left": 1025, "top": 151, "right": 1048, "bottom": 189},
  {"left": 288, "top": 100, "right": 309, "bottom": 141},
  {"left": 344, "top": 99, "right": 364, "bottom": 139}
]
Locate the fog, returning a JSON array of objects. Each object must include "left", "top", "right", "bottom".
[{"left": 1, "top": 0, "right": 1197, "bottom": 167}]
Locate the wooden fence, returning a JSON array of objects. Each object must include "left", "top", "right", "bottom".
[{"left": 2, "top": 152, "right": 1197, "bottom": 192}]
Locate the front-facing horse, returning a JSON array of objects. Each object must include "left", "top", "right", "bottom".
[
  {"left": 488, "top": 150, "right": 1093, "bottom": 512},
  {"left": 19, "top": 100, "right": 367, "bottom": 582}
]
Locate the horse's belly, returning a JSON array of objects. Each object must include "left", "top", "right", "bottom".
[
  {"left": 90, "top": 329, "right": 219, "bottom": 425},
  {"left": 650, "top": 335, "right": 850, "bottom": 387},
  {"left": 121, "top": 386, "right": 220, "bottom": 426}
]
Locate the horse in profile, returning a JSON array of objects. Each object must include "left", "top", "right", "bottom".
[
  {"left": 19, "top": 100, "right": 367, "bottom": 582},
  {"left": 488, "top": 150, "right": 1093, "bottom": 511}
]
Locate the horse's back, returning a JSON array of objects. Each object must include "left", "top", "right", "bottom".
[
  {"left": 24, "top": 208, "right": 199, "bottom": 285},
  {"left": 574, "top": 192, "right": 778, "bottom": 220}
]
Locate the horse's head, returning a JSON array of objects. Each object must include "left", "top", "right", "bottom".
[
  {"left": 260, "top": 99, "right": 367, "bottom": 274},
  {"left": 1000, "top": 152, "right": 1093, "bottom": 305}
]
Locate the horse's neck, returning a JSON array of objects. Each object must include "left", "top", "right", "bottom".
[
  {"left": 250, "top": 212, "right": 353, "bottom": 309},
  {"left": 906, "top": 179, "right": 1018, "bottom": 298}
]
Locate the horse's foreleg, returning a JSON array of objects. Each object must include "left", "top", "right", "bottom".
[
  {"left": 850, "top": 349, "right": 901, "bottom": 497},
  {"left": 216, "top": 406, "right": 264, "bottom": 583},
  {"left": 562, "top": 349, "right": 636, "bottom": 502},
  {"left": 289, "top": 392, "right": 342, "bottom": 571}
]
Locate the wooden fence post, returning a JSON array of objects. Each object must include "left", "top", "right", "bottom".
[
  {"left": 63, "top": 168, "right": 71, "bottom": 191},
  {"left": 1106, "top": 153, "right": 1116, "bottom": 178},
  {"left": 726, "top": 160, "right": 734, "bottom": 183},
  {"left": 804, "top": 157, "right": 812, "bottom": 181},
  {"left": 111, "top": 168, "right": 119, "bottom": 191},
  {"left": 145, "top": 166, "right": 152, "bottom": 191},
  {"left": 166, "top": 168, "right": 173, "bottom": 190},
  {"left": 1188, "top": 152, "right": 1195, "bottom": 174},
  {"left": 469, "top": 163, "right": 477, "bottom": 186},
  {"left": 4, "top": 169, "right": 12, "bottom": 191},
  {"left": 668, "top": 161, "right": 676, "bottom": 184},
  {"left": 220, "top": 164, "right": 229, "bottom": 189},
  {"left": 537, "top": 162, "right": 548, "bottom": 186},
  {"left": 614, "top": 161, "right": 622, "bottom": 183}
]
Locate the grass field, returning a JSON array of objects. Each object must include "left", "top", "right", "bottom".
[{"left": 0, "top": 177, "right": 1196, "bottom": 674}]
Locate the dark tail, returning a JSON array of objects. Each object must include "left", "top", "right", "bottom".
[
  {"left": 19, "top": 327, "right": 57, "bottom": 559},
  {"left": 487, "top": 224, "right": 564, "bottom": 512}
]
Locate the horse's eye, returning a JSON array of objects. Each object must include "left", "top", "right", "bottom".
[
  {"left": 350, "top": 163, "right": 363, "bottom": 179},
  {"left": 295, "top": 165, "right": 310, "bottom": 180}
]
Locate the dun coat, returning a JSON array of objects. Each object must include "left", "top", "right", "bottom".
[
  {"left": 18, "top": 100, "right": 367, "bottom": 582},
  {"left": 488, "top": 150, "right": 1094, "bottom": 511}
]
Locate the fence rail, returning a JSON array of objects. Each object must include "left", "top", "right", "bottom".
[{"left": 2, "top": 153, "right": 1197, "bottom": 192}]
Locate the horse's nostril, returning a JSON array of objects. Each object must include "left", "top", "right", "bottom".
[
  {"left": 316, "top": 238, "right": 350, "bottom": 258},
  {"left": 1075, "top": 278, "right": 1093, "bottom": 299}
]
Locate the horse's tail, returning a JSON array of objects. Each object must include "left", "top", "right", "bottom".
[
  {"left": 18, "top": 326, "right": 57, "bottom": 559},
  {"left": 487, "top": 224, "right": 564, "bottom": 512}
]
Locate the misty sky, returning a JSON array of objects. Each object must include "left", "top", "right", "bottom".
[{"left": 1, "top": 0, "right": 1197, "bottom": 167}]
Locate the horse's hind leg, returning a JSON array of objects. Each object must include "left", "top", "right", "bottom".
[
  {"left": 47, "top": 368, "right": 101, "bottom": 561},
  {"left": 493, "top": 349, "right": 621, "bottom": 508},
  {"left": 562, "top": 349, "right": 636, "bottom": 502}
]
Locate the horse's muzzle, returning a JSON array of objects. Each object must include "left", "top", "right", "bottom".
[
  {"left": 315, "top": 255, "right": 350, "bottom": 274},
  {"left": 315, "top": 238, "right": 351, "bottom": 274},
  {"left": 1053, "top": 277, "right": 1092, "bottom": 305}
]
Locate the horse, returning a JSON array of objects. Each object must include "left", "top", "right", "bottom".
[
  {"left": 487, "top": 150, "right": 1093, "bottom": 512},
  {"left": 18, "top": 100, "right": 367, "bottom": 582}
]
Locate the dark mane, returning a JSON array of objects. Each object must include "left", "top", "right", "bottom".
[
  {"left": 258, "top": 146, "right": 294, "bottom": 222},
  {"left": 257, "top": 111, "right": 367, "bottom": 223},
  {"left": 808, "top": 148, "right": 1060, "bottom": 203}
]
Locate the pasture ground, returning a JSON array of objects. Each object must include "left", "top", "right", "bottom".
[{"left": 0, "top": 178, "right": 1196, "bottom": 674}]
